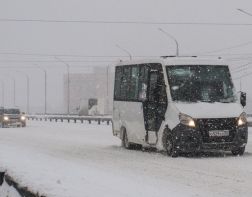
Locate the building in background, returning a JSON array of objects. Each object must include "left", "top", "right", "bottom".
[{"left": 63, "top": 66, "right": 114, "bottom": 115}]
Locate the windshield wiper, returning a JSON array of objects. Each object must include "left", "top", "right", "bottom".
[
  {"left": 218, "top": 101, "right": 233, "bottom": 103},
  {"left": 200, "top": 100, "right": 215, "bottom": 103}
]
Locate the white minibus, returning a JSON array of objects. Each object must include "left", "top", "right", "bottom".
[{"left": 112, "top": 57, "right": 248, "bottom": 157}]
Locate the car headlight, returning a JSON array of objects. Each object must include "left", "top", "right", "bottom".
[
  {"left": 179, "top": 113, "right": 195, "bottom": 127},
  {"left": 20, "top": 116, "right": 26, "bottom": 121},
  {"left": 238, "top": 112, "right": 247, "bottom": 126},
  {"left": 3, "top": 116, "right": 9, "bottom": 121}
]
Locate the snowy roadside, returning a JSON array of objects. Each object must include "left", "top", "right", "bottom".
[
  {"left": 0, "top": 121, "right": 252, "bottom": 197},
  {"left": 0, "top": 180, "right": 21, "bottom": 197}
]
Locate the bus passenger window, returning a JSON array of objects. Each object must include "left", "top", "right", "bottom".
[
  {"left": 114, "top": 67, "right": 122, "bottom": 100},
  {"left": 128, "top": 66, "right": 140, "bottom": 100},
  {"left": 138, "top": 65, "right": 149, "bottom": 102},
  {"left": 139, "top": 83, "right": 147, "bottom": 101},
  {"left": 120, "top": 67, "right": 131, "bottom": 100}
]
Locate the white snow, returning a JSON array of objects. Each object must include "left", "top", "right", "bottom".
[
  {"left": 175, "top": 102, "right": 243, "bottom": 119},
  {"left": 0, "top": 121, "right": 251, "bottom": 197},
  {"left": 0, "top": 180, "right": 21, "bottom": 197}
]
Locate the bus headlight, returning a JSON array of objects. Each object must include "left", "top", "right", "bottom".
[
  {"left": 238, "top": 112, "right": 247, "bottom": 126},
  {"left": 21, "top": 116, "right": 26, "bottom": 121},
  {"left": 3, "top": 116, "right": 9, "bottom": 121},
  {"left": 179, "top": 113, "right": 195, "bottom": 128}
]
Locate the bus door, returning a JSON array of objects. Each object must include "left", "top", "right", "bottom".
[{"left": 143, "top": 65, "right": 167, "bottom": 144}]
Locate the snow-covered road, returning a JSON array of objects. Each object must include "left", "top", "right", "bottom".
[{"left": 0, "top": 121, "right": 251, "bottom": 197}]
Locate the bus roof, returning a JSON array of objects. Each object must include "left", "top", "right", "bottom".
[{"left": 115, "top": 56, "right": 229, "bottom": 67}]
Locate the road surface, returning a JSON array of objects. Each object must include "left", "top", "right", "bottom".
[{"left": 0, "top": 121, "right": 251, "bottom": 197}]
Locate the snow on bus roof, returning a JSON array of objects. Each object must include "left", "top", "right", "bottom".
[{"left": 115, "top": 56, "right": 229, "bottom": 67}]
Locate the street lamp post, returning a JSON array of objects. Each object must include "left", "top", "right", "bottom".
[
  {"left": 158, "top": 28, "right": 179, "bottom": 56},
  {"left": 13, "top": 78, "right": 16, "bottom": 106},
  {"left": 0, "top": 72, "right": 16, "bottom": 107},
  {"left": 54, "top": 56, "right": 70, "bottom": 115},
  {"left": 106, "top": 65, "right": 109, "bottom": 114},
  {"left": 36, "top": 66, "right": 47, "bottom": 114},
  {"left": 0, "top": 80, "right": 4, "bottom": 107},
  {"left": 16, "top": 72, "right": 30, "bottom": 114},
  {"left": 115, "top": 44, "right": 132, "bottom": 60},
  {"left": 237, "top": 9, "right": 252, "bottom": 17},
  {"left": 25, "top": 74, "right": 30, "bottom": 114},
  {"left": 8, "top": 77, "right": 16, "bottom": 107}
]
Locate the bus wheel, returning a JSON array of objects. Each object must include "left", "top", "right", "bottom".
[
  {"left": 231, "top": 147, "right": 245, "bottom": 156},
  {"left": 164, "top": 130, "right": 179, "bottom": 157},
  {"left": 122, "top": 129, "right": 133, "bottom": 149}
]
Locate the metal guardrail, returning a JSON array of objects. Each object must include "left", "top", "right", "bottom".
[
  {"left": 0, "top": 172, "right": 44, "bottom": 197},
  {"left": 27, "top": 115, "right": 112, "bottom": 125},
  {"left": 28, "top": 114, "right": 252, "bottom": 127}
]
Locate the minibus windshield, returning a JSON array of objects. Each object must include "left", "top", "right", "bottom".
[
  {"left": 166, "top": 65, "right": 237, "bottom": 103},
  {"left": 4, "top": 108, "right": 20, "bottom": 114}
]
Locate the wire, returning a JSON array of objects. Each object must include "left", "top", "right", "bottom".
[
  {"left": 199, "top": 41, "right": 252, "bottom": 55},
  {"left": 0, "top": 51, "right": 158, "bottom": 58},
  {"left": 1, "top": 18, "right": 252, "bottom": 26},
  {"left": 232, "top": 67, "right": 250, "bottom": 74},
  {"left": 233, "top": 71, "right": 252, "bottom": 80},
  {"left": 0, "top": 60, "right": 117, "bottom": 63},
  {"left": 231, "top": 62, "right": 252, "bottom": 70},
  {"left": 0, "top": 64, "right": 112, "bottom": 68},
  {"left": 2, "top": 51, "right": 252, "bottom": 59}
]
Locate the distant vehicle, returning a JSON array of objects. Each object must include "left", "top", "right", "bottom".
[
  {"left": 112, "top": 57, "right": 248, "bottom": 157},
  {"left": 88, "top": 98, "right": 98, "bottom": 115},
  {"left": 0, "top": 108, "right": 26, "bottom": 128},
  {"left": 87, "top": 98, "right": 106, "bottom": 116}
]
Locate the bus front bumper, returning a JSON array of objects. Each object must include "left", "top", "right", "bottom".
[{"left": 172, "top": 124, "right": 248, "bottom": 152}]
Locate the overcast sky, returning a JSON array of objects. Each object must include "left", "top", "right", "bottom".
[{"left": 0, "top": 0, "right": 252, "bottom": 113}]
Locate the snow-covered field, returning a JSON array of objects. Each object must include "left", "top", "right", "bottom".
[{"left": 0, "top": 121, "right": 251, "bottom": 197}]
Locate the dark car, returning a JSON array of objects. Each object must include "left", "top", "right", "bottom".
[{"left": 0, "top": 108, "right": 26, "bottom": 128}]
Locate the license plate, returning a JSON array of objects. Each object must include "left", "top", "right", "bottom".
[{"left": 209, "top": 130, "right": 229, "bottom": 137}]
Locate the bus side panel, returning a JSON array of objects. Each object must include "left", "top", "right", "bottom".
[
  {"left": 112, "top": 101, "right": 122, "bottom": 137},
  {"left": 120, "top": 101, "right": 146, "bottom": 145}
]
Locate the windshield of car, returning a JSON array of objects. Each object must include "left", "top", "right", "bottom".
[
  {"left": 166, "top": 65, "right": 237, "bottom": 103},
  {"left": 4, "top": 109, "right": 21, "bottom": 114}
]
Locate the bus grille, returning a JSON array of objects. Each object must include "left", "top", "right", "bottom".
[{"left": 197, "top": 118, "right": 237, "bottom": 143}]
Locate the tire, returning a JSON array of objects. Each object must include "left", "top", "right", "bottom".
[
  {"left": 164, "top": 129, "right": 179, "bottom": 157},
  {"left": 121, "top": 129, "right": 133, "bottom": 149},
  {"left": 231, "top": 147, "right": 245, "bottom": 156}
]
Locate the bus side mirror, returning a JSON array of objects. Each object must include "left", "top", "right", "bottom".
[{"left": 240, "top": 92, "right": 246, "bottom": 107}]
